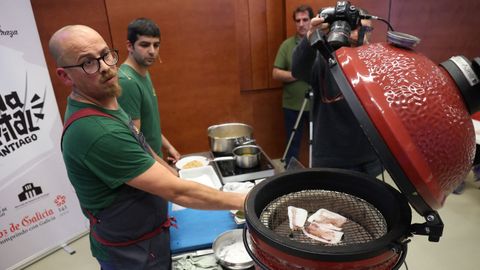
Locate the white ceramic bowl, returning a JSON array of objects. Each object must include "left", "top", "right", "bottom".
[{"left": 175, "top": 156, "right": 209, "bottom": 170}]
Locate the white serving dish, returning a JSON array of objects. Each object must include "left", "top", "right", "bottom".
[
  {"left": 176, "top": 155, "right": 209, "bottom": 170},
  {"left": 172, "top": 166, "right": 222, "bottom": 211},
  {"left": 179, "top": 165, "right": 222, "bottom": 190},
  {"left": 230, "top": 210, "right": 246, "bottom": 225}
]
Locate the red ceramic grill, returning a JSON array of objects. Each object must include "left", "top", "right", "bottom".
[
  {"left": 243, "top": 31, "right": 480, "bottom": 270},
  {"left": 245, "top": 169, "right": 411, "bottom": 270}
]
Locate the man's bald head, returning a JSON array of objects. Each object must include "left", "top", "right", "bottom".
[
  {"left": 48, "top": 25, "right": 105, "bottom": 66},
  {"left": 48, "top": 25, "right": 120, "bottom": 99}
]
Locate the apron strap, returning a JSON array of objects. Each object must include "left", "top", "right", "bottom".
[
  {"left": 85, "top": 208, "right": 177, "bottom": 247},
  {"left": 61, "top": 107, "right": 154, "bottom": 157},
  {"left": 61, "top": 108, "right": 114, "bottom": 151}
]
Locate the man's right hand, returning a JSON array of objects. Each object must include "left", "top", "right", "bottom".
[{"left": 307, "top": 16, "right": 329, "bottom": 39}]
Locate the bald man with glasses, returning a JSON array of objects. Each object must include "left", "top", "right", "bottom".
[{"left": 49, "top": 25, "right": 245, "bottom": 270}]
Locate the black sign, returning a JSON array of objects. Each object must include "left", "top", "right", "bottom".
[{"left": 18, "top": 183, "right": 43, "bottom": 202}]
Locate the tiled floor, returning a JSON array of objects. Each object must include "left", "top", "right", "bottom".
[{"left": 21, "top": 167, "right": 480, "bottom": 270}]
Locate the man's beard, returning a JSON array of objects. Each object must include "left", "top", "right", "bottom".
[
  {"left": 101, "top": 70, "right": 121, "bottom": 98},
  {"left": 106, "top": 82, "right": 121, "bottom": 98},
  {"left": 134, "top": 53, "right": 155, "bottom": 67}
]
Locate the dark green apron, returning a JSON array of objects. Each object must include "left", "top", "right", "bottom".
[{"left": 63, "top": 108, "right": 176, "bottom": 270}]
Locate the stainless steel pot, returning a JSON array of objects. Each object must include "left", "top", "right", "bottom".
[
  {"left": 211, "top": 145, "right": 261, "bottom": 169},
  {"left": 232, "top": 145, "right": 261, "bottom": 168},
  {"left": 207, "top": 123, "right": 254, "bottom": 154}
]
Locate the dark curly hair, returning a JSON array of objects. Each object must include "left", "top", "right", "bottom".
[
  {"left": 127, "top": 18, "right": 160, "bottom": 44},
  {"left": 292, "top": 5, "right": 314, "bottom": 20}
]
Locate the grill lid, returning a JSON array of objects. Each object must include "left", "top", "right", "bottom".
[{"left": 329, "top": 41, "right": 476, "bottom": 216}]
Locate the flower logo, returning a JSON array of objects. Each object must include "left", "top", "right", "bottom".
[{"left": 54, "top": 195, "right": 66, "bottom": 207}]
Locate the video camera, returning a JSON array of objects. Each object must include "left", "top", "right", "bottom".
[{"left": 319, "top": 1, "right": 363, "bottom": 49}]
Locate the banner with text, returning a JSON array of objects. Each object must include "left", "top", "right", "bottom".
[{"left": 0, "top": 1, "right": 88, "bottom": 269}]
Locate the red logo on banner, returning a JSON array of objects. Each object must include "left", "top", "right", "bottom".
[{"left": 54, "top": 195, "right": 66, "bottom": 207}]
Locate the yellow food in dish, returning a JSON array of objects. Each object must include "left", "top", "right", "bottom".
[
  {"left": 235, "top": 210, "right": 245, "bottom": 219},
  {"left": 183, "top": 160, "right": 204, "bottom": 169}
]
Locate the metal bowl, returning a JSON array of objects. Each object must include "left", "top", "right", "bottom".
[{"left": 212, "top": 229, "right": 254, "bottom": 269}]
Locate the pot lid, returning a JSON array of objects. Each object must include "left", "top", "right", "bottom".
[{"left": 329, "top": 40, "right": 476, "bottom": 216}]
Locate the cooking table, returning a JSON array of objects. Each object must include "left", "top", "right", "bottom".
[{"left": 169, "top": 152, "right": 243, "bottom": 254}]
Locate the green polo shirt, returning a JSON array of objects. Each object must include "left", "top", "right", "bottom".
[
  {"left": 118, "top": 64, "right": 163, "bottom": 157},
  {"left": 274, "top": 35, "right": 311, "bottom": 111}
]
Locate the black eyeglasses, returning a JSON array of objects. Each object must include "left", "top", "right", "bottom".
[{"left": 61, "top": 49, "right": 119, "bottom": 75}]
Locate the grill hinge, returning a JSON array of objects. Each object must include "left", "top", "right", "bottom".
[{"left": 410, "top": 211, "right": 444, "bottom": 242}]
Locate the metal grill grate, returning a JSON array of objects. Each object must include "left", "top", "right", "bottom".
[{"left": 259, "top": 189, "right": 387, "bottom": 246}]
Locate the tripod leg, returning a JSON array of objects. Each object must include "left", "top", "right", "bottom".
[
  {"left": 281, "top": 97, "right": 309, "bottom": 165},
  {"left": 308, "top": 90, "right": 314, "bottom": 168},
  {"left": 308, "top": 120, "right": 313, "bottom": 168}
]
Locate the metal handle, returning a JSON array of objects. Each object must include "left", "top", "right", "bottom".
[
  {"left": 241, "top": 139, "right": 256, "bottom": 145},
  {"left": 242, "top": 226, "right": 270, "bottom": 270},
  {"left": 211, "top": 156, "right": 235, "bottom": 162},
  {"left": 234, "top": 136, "right": 255, "bottom": 146}
]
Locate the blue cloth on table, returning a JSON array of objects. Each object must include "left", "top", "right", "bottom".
[{"left": 169, "top": 205, "right": 241, "bottom": 254}]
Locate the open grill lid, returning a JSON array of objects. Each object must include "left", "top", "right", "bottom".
[{"left": 324, "top": 36, "right": 477, "bottom": 218}]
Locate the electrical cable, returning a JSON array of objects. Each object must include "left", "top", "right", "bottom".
[{"left": 361, "top": 15, "right": 395, "bottom": 31}]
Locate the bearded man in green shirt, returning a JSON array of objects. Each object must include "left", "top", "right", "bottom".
[{"left": 49, "top": 24, "right": 245, "bottom": 270}]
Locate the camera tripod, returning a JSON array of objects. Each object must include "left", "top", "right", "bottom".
[{"left": 281, "top": 88, "right": 314, "bottom": 168}]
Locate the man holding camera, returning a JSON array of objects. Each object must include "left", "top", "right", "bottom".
[{"left": 291, "top": 5, "right": 383, "bottom": 178}]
